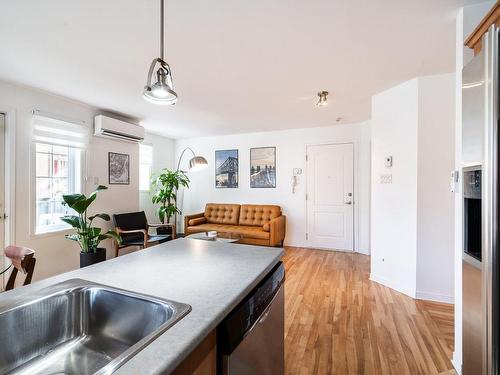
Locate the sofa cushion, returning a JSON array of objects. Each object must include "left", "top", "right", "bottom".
[
  {"left": 204, "top": 204, "right": 240, "bottom": 225},
  {"left": 187, "top": 223, "right": 270, "bottom": 240},
  {"left": 239, "top": 205, "right": 281, "bottom": 227}
]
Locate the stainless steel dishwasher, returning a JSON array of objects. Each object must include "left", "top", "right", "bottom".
[{"left": 218, "top": 262, "right": 285, "bottom": 375}]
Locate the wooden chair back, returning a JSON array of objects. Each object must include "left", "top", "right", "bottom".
[
  {"left": 113, "top": 211, "right": 148, "bottom": 242},
  {"left": 4, "top": 245, "right": 36, "bottom": 291}
]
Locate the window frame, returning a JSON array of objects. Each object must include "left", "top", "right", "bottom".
[
  {"left": 30, "top": 142, "right": 86, "bottom": 237},
  {"left": 139, "top": 143, "right": 153, "bottom": 192}
]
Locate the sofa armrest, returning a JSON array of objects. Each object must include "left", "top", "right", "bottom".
[
  {"left": 188, "top": 217, "right": 207, "bottom": 226},
  {"left": 184, "top": 212, "right": 206, "bottom": 231},
  {"left": 269, "top": 215, "right": 286, "bottom": 247}
]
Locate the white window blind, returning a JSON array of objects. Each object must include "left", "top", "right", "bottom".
[{"left": 32, "top": 111, "right": 89, "bottom": 148}]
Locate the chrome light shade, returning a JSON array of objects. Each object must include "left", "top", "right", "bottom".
[
  {"left": 143, "top": 58, "right": 177, "bottom": 105},
  {"left": 188, "top": 156, "right": 208, "bottom": 171}
]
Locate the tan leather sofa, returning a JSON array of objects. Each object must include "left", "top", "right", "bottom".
[{"left": 184, "top": 203, "right": 286, "bottom": 247}]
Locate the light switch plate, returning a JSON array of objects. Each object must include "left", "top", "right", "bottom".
[{"left": 380, "top": 174, "right": 392, "bottom": 184}]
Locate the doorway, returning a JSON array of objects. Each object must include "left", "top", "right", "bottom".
[
  {"left": 0, "top": 114, "right": 5, "bottom": 282},
  {"left": 306, "top": 143, "right": 354, "bottom": 251}
]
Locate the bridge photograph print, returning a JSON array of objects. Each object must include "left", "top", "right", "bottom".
[
  {"left": 250, "top": 147, "right": 276, "bottom": 188},
  {"left": 215, "top": 149, "right": 239, "bottom": 188}
]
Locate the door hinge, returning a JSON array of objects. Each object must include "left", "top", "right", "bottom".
[
  {"left": 305, "top": 154, "right": 308, "bottom": 161},
  {"left": 306, "top": 233, "right": 308, "bottom": 240},
  {"left": 305, "top": 193, "right": 308, "bottom": 200}
]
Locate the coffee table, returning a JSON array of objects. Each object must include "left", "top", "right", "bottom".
[{"left": 186, "top": 232, "right": 242, "bottom": 244}]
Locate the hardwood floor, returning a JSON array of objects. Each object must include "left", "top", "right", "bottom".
[{"left": 283, "top": 247, "right": 454, "bottom": 375}]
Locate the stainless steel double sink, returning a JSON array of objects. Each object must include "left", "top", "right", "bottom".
[{"left": 0, "top": 279, "right": 191, "bottom": 374}]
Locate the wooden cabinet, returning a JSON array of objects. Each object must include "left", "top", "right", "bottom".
[{"left": 171, "top": 331, "right": 217, "bottom": 375}]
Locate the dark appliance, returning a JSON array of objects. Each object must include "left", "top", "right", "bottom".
[{"left": 218, "top": 262, "right": 285, "bottom": 375}]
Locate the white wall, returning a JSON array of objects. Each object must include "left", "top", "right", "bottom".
[
  {"left": 371, "top": 73, "right": 456, "bottom": 301},
  {"left": 139, "top": 132, "right": 175, "bottom": 224},
  {"left": 453, "top": 2, "right": 494, "bottom": 372},
  {"left": 0, "top": 80, "right": 140, "bottom": 281},
  {"left": 416, "top": 73, "right": 455, "bottom": 302},
  {"left": 175, "top": 122, "right": 371, "bottom": 253},
  {"left": 370, "top": 78, "right": 419, "bottom": 297}
]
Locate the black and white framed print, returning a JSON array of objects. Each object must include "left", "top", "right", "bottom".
[
  {"left": 250, "top": 147, "right": 276, "bottom": 188},
  {"left": 108, "top": 152, "right": 130, "bottom": 185},
  {"left": 215, "top": 149, "right": 238, "bottom": 188}
]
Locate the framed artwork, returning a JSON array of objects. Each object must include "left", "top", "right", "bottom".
[
  {"left": 250, "top": 147, "right": 276, "bottom": 188},
  {"left": 108, "top": 152, "right": 130, "bottom": 185},
  {"left": 215, "top": 149, "right": 239, "bottom": 188}
]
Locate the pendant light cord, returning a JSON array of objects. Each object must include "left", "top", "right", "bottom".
[{"left": 160, "top": 0, "right": 165, "bottom": 61}]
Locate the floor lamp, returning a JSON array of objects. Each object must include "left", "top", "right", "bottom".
[{"left": 175, "top": 148, "right": 208, "bottom": 236}]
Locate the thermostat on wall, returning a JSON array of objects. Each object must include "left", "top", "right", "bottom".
[{"left": 385, "top": 156, "right": 393, "bottom": 168}]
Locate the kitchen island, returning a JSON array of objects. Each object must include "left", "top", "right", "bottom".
[{"left": 0, "top": 238, "right": 284, "bottom": 374}]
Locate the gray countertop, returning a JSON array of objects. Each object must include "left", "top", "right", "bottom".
[{"left": 0, "top": 238, "right": 284, "bottom": 374}]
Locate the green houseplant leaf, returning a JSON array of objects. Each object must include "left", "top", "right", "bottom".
[
  {"left": 61, "top": 185, "right": 121, "bottom": 253},
  {"left": 88, "top": 213, "right": 111, "bottom": 222}
]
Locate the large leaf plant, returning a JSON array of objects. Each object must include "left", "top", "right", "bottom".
[
  {"left": 151, "top": 169, "right": 190, "bottom": 224},
  {"left": 61, "top": 185, "right": 121, "bottom": 253}
]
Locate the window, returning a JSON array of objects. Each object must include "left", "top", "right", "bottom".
[
  {"left": 32, "top": 112, "right": 87, "bottom": 234},
  {"left": 35, "top": 144, "right": 82, "bottom": 233},
  {"left": 140, "top": 144, "right": 153, "bottom": 191}
]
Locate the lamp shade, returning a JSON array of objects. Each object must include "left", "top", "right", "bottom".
[
  {"left": 143, "top": 59, "right": 178, "bottom": 105},
  {"left": 189, "top": 156, "right": 208, "bottom": 171}
]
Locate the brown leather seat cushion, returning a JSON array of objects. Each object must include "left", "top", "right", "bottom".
[
  {"left": 239, "top": 204, "right": 281, "bottom": 227},
  {"left": 204, "top": 204, "right": 240, "bottom": 225},
  {"left": 187, "top": 223, "right": 270, "bottom": 240}
]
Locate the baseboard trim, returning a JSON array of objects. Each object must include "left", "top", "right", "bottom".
[
  {"left": 369, "top": 273, "right": 416, "bottom": 298},
  {"left": 416, "top": 291, "right": 454, "bottom": 304}
]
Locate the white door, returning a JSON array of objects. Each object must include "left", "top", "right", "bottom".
[{"left": 306, "top": 143, "right": 354, "bottom": 251}]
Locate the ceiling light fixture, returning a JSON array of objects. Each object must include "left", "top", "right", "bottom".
[
  {"left": 143, "top": 0, "right": 177, "bottom": 105},
  {"left": 317, "top": 91, "right": 328, "bottom": 107}
]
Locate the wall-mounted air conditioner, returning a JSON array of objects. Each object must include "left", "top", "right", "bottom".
[{"left": 94, "top": 115, "right": 145, "bottom": 143}]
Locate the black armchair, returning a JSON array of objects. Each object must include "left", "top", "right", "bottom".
[{"left": 112, "top": 211, "right": 174, "bottom": 257}]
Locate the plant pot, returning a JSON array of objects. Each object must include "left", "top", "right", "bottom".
[
  {"left": 80, "top": 248, "right": 107, "bottom": 268},
  {"left": 156, "top": 226, "right": 173, "bottom": 236}
]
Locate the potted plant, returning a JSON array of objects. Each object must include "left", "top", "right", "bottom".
[
  {"left": 151, "top": 169, "right": 190, "bottom": 235},
  {"left": 61, "top": 185, "right": 121, "bottom": 268}
]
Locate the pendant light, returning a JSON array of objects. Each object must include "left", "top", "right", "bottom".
[
  {"left": 143, "top": 0, "right": 178, "bottom": 105},
  {"left": 317, "top": 91, "right": 328, "bottom": 107}
]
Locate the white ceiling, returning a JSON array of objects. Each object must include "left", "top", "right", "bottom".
[{"left": 0, "top": 0, "right": 482, "bottom": 139}]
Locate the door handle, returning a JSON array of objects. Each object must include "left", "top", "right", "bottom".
[{"left": 345, "top": 201, "right": 352, "bottom": 205}]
